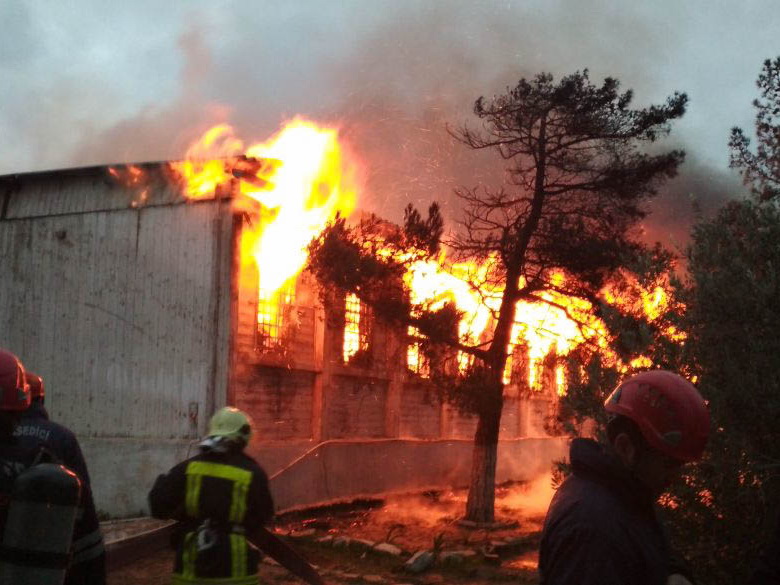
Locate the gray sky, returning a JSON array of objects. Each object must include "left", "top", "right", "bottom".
[{"left": 1, "top": 0, "right": 778, "bottom": 239}]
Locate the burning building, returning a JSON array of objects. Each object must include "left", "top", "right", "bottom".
[{"left": 0, "top": 120, "right": 570, "bottom": 517}]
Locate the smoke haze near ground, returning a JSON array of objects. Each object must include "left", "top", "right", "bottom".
[{"left": 375, "top": 473, "right": 555, "bottom": 529}]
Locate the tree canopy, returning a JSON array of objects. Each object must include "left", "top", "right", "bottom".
[
  {"left": 453, "top": 71, "right": 687, "bottom": 303},
  {"left": 663, "top": 199, "right": 780, "bottom": 585},
  {"left": 730, "top": 57, "right": 780, "bottom": 201},
  {"left": 557, "top": 57, "right": 780, "bottom": 585},
  {"left": 309, "top": 70, "right": 688, "bottom": 523}
]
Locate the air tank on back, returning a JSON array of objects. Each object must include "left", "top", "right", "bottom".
[{"left": 0, "top": 462, "right": 81, "bottom": 584}]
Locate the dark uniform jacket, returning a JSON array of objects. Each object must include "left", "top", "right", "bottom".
[
  {"left": 13, "top": 402, "right": 106, "bottom": 585},
  {"left": 539, "top": 438, "right": 672, "bottom": 585},
  {"left": 148, "top": 447, "right": 275, "bottom": 585}
]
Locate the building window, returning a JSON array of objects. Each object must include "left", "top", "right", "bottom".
[
  {"left": 343, "top": 293, "right": 372, "bottom": 365},
  {"left": 257, "top": 283, "right": 295, "bottom": 352},
  {"left": 407, "top": 326, "right": 430, "bottom": 378}
]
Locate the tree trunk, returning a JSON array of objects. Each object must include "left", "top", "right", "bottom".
[{"left": 465, "top": 383, "right": 503, "bottom": 523}]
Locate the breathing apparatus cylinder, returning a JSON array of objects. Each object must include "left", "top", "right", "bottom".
[{"left": 0, "top": 462, "right": 82, "bottom": 584}]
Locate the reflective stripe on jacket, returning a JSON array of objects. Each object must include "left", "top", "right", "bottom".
[{"left": 149, "top": 449, "right": 274, "bottom": 584}]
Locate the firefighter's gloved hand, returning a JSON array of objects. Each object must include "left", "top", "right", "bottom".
[{"left": 668, "top": 574, "right": 695, "bottom": 585}]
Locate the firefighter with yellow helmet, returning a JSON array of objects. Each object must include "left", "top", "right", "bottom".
[{"left": 149, "top": 407, "right": 274, "bottom": 585}]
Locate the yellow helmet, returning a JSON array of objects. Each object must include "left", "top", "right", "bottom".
[{"left": 207, "top": 407, "right": 252, "bottom": 445}]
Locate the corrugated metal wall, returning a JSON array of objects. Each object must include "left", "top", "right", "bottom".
[{"left": 0, "top": 169, "right": 233, "bottom": 440}]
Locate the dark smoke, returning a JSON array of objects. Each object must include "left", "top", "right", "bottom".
[
  {"left": 26, "top": 2, "right": 745, "bottom": 247},
  {"left": 640, "top": 156, "right": 740, "bottom": 248},
  {"left": 67, "top": 24, "right": 226, "bottom": 167}
]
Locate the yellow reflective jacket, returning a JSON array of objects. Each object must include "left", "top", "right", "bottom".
[{"left": 149, "top": 449, "right": 274, "bottom": 585}]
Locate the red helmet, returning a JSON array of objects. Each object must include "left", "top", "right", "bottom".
[
  {"left": 0, "top": 350, "right": 31, "bottom": 412},
  {"left": 604, "top": 370, "right": 709, "bottom": 463},
  {"left": 26, "top": 372, "right": 44, "bottom": 400}
]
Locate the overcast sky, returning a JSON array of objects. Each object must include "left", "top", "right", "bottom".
[{"left": 1, "top": 1, "right": 778, "bottom": 239}]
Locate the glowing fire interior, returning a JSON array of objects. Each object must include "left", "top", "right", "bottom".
[
  {"left": 343, "top": 293, "right": 371, "bottom": 363},
  {"left": 168, "top": 119, "right": 358, "bottom": 348},
  {"left": 159, "top": 119, "right": 675, "bottom": 394},
  {"left": 404, "top": 258, "right": 605, "bottom": 390}
]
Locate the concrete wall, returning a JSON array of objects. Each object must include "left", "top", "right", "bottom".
[
  {"left": 83, "top": 433, "right": 570, "bottom": 516},
  {"left": 230, "top": 249, "right": 568, "bottom": 515},
  {"left": 399, "top": 383, "right": 442, "bottom": 438},
  {"left": 266, "top": 437, "right": 569, "bottom": 512}
]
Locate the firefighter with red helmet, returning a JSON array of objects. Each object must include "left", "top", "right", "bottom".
[
  {"left": 148, "top": 407, "right": 275, "bottom": 585},
  {"left": 0, "top": 349, "right": 83, "bottom": 584},
  {"left": 0, "top": 349, "right": 34, "bottom": 516},
  {"left": 539, "top": 370, "right": 710, "bottom": 585},
  {"left": 14, "top": 370, "right": 106, "bottom": 585}
]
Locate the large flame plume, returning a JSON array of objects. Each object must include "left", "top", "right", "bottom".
[
  {"left": 405, "top": 255, "right": 640, "bottom": 393},
  {"left": 113, "top": 118, "right": 676, "bottom": 395},
  {"left": 169, "top": 118, "right": 359, "bottom": 302},
  {"left": 405, "top": 254, "right": 677, "bottom": 393}
]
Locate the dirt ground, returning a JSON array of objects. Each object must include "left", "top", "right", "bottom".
[{"left": 108, "top": 480, "right": 553, "bottom": 585}]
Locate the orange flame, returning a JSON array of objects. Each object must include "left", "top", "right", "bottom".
[
  {"left": 163, "top": 116, "right": 675, "bottom": 391},
  {"left": 170, "top": 118, "right": 359, "bottom": 307},
  {"left": 108, "top": 164, "right": 151, "bottom": 207},
  {"left": 168, "top": 124, "right": 246, "bottom": 199},
  {"left": 403, "top": 253, "right": 676, "bottom": 394}
]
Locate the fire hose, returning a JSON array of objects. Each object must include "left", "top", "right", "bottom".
[{"left": 251, "top": 526, "right": 326, "bottom": 585}]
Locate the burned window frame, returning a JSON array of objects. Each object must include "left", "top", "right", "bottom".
[
  {"left": 406, "top": 325, "right": 431, "bottom": 378},
  {"left": 256, "top": 281, "right": 297, "bottom": 353},
  {"left": 342, "top": 293, "right": 373, "bottom": 366}
]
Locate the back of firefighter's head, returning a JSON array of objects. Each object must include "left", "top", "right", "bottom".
[
  {"left": 205, "top": 407, "right": 252, "bottom": 450},
  {"left": 603, "top": 370, "right": 709, "bottom": 494},
  {"left": 0, "top": 349, "right": 31, "bottom": 438},
  {"left": 26, "top": 372, "right": 44, "bottom": 405}
]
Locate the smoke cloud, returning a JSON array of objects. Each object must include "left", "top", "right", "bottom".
[{"left": 2, "top": 0, "right": 774, "bottom": 244}]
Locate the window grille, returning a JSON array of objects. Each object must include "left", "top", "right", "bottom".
[
  {"left": 257, "top": 283, "right": 295, "bottom": 351},
  {"left": 343, "top": 293, "right": 371, "bottom": 363},
  {"left": 407, "top": 326, "right": 430, "bottom": 378}
]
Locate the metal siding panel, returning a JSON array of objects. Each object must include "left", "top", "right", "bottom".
[
  {"left": 130, "top": 203, "right": 219, "bottom": 439},
  {"left": 5, "top": 167, "right": 181, "bottom": 219},
  {"left": 0, "top": 200, "right": 228, "bottom": 439},
  {"left": 209, "top": 203, "right": 234, "bottom": 425}
]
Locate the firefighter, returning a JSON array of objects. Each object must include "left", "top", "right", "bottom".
[
  {"left": 539, "top": 370, "right": 710, "bottom": 585},
  {"left": 0, "top": 349, "right": 34, "bottom": 498},
  {"left": 14, "top": 371, "right": 106, "bottom": 585},
  {"left": 149, "top": 406, "right": 275, "bottom": 585}
]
